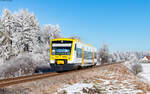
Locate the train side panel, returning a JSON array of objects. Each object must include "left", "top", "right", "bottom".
[{"left": 73, "top": 40, "right": 97, "bottom": 67}]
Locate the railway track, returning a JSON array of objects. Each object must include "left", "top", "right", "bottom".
[
  {"left": 0, "top": 63, "right": 119, "bottom": 88},
  {"left": 0, "top": 72, "right": 59, "bottom": 88}
]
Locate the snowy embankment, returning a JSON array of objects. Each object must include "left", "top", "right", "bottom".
[
  {"left": 1, "top": 63, "right": 150, "bottom": 94},
  {"left": 55, "top": 64, "right": 150, "bottom": 94},
  {"left": 139, "top": 64, "right": 150, "bottom": 83}
]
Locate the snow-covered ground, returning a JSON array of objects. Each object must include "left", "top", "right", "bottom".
[
  {"left": 139, "top": 63, "right": 150, "bottom": 83},
  {"left": 56, "top": 83, "right": 94, "bottom": 94},
  {"left": 55, "top": 64, "right": 149, "bottom": 94},
  {"left": 56, "top": 79, "right": 143, "bottom": 94}
]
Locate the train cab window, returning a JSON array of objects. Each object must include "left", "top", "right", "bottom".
[
  {"left": 52, "top": 47, "right": 71, "bottom": 55},
  {"left": 51, "top": 41, "right": 72, "bottom": 55}
]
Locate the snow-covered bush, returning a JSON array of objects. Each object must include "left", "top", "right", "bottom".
[
  {"left": 124, "top": 54, "right": 143, "bottom": 75},
  {"left": 0, "top": 54, "right": 40, "bottom": 79},
  {"left": 131, "top": 63, "right": 143, "bottom": 75},
  {"left": 0, "top": 52, "right": 52, "bottom": 79}
]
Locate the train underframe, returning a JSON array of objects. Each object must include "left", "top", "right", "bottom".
[{"left": 50, "top": 62, "right": 97, "bottom": 72}]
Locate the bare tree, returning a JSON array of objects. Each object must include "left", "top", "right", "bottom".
[{"left": 98, "top": 44, "right": 110, "bottom": 64}]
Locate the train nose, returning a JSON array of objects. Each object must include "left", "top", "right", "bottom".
[
  {"left": 62, "top": 56, "right": 67, "bottom": 58},
  {"left": 54, "top": 55, "right": 69, "bottom": 59}
]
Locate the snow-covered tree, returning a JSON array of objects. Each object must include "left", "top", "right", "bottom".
[
  {"left": 0, "top": 18, "right": 4, "bottom": 58},
  {"left": 41, "top": 24, "right": 61, "bottom": 44},
  {"left": 0, "top": 9, "right": 41, "bottom": 60},
  {"left": 12, "top": 9, "right": 40, "bottom": 53},
  {"left": 111, "top": 51, "right": 150, "bottom": 63},
  {"left": 0, "top": 8, "right": 62, "bottom": 63},
  {"left": 41, "top": 24, "right": 53, "bottom": 44},
  {"left": 69, "top": 36, "right": 80, "bottom": 40},
  {"left": 0, "top": 9, "right": 14, "bottom": 60},
  {"left": 40, "top": 24, "right": 61, "bottom": 62},
  {"left": 54, "top": 24, "right": 61, "bottom": 38}
]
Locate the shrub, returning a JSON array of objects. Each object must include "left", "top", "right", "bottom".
[
  {"left": 0, "top": 53, "right": 50, "bottom": 79},
  {"left": 124, "top": 54, "right": 143, "bottom": 75},
  {"left": 131, "top": 63, "right": 143, "bottom": 75}
]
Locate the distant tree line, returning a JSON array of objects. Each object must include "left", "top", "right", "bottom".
[{"left": 97, "top": 44, "right": 145, "bottom": 74}]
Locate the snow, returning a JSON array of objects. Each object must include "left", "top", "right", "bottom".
[
  {"left": 139, "top": 63, "right": 150, "bottom": 82},
  {"left": 57, "top": 83, "right": 94, "bottom": 94},
  {"left": 56, "top": 78, "right": 143, "bottom": 94}
]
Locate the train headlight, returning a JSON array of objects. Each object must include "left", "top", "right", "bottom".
[{"left": 68, "top": 56, "right": 71, "bottom": 59}]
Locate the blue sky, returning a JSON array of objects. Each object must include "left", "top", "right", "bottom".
[{"left": 0, "top": 0, "right": 150, "bottom": 52}]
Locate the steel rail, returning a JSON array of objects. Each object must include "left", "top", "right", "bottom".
[{"left": 0, "top": 63, "right": 121, "bottom": 87}]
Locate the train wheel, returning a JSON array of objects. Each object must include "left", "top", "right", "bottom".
[{"left": 77, "top": 66, "right": 81, "bottom": 70}]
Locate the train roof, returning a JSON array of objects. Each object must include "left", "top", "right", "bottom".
[
  {"left": 51, "top": 38, "right": 97, "bottom": 49},
  {"left": 51, "top": 38, "right": 79, "bottom": 41}
]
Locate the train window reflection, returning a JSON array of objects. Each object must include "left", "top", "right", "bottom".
[{"left": 52, "top": 47, "right": 71, "bottom": 55}]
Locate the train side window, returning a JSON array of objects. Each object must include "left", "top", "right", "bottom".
[
  {"left": 90, "top": 52, "right": 93, "bottom": 59},
  {"left": 84, "top": 51, "right": 92, "bottom": 59},
  {"left": 84, "top": 51, "right": 87, "bottom": 59},
  {"left": 94, "top": 52, "right": 97, "bottom": 59},
  {"left": 89, "top": 52, "right": 93, "bottom": 59},
  {"left": 76, "top": 48, "right": 82, "bottom": 58},
  {"left": 75, "top": 44, "right": 77, "bottom": 50}
]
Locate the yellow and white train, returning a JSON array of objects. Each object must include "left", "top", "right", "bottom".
[{"left": 50, "top": 38, "right": 97, "bottom": 71}]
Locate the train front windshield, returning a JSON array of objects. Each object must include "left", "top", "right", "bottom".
[{"left": 51, "top": 41, "right": 72, "bottom": 55}]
